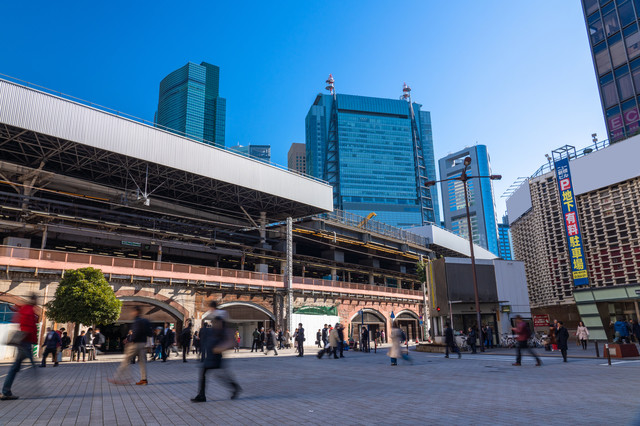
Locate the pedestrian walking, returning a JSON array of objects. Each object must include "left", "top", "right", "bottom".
[
  {"left": 361, "top": 326, "right": 369, "bottom": 352},
  {"left": 556, "top": 321, "right": 569, "bottom": 362},
  {"left": 575, "top": 321, "right": 589, "bottom": 350},
  {"left": 259, "top": 327, "right": 266, "bottom": 353},
  {"left": 250, "top": 328, "right": 260, "bottom": 352},
  {"left": 109, "top": 306, "right": 153, "bottom": 385},
  {"left": 316, "top": 329, "right": 322, "bottom": 348},
  {"left": 181, "top": 322, "right": 193, "bottom": 362},
  {"left": 467, "top": 327, "right": 477, "bottom": 354},
  {"left": 611, "top": 317, "right": 630, "bottom": 343},
  {"left": 93, "top": 328, "right": 106, "bottom": 358},
  {"left": 388, "top": 321, "right": 411, "bottom": 365},
  {"left": 162, "top": 322, "right": 175, "bottom": 361},
  {"left": 486, "top": 325, "right": 494, "bottom": 349},
  {"left": 444, "top": 322, "right": 461, "bottom": 359},
  {"left": 41, "top": 327, "right": 61, "bottom": 367},
  {"left": 234, "top": 330, "right": 241, "bottom": 352},
  {"left": 632, "top": 320, "right": 640, "bottom": 344},
  {"left": 84, "top": 327, "right": 95, "bottom": 361},
  {"left": 322, "top": 324, "right": 328, "bottom": 348},
  {"left": 61, "top": 331, "right": 71, "bottom": 360},
  {"left": 295, "top": 323, "right": 305, "bottom": 357},
  {"left": 329, "top": 324, "right": 339, "bottom": 359},
  {"left": 191, "top": 315, "right": 242, "bottom": 403},
  {"left": 512, "top": 315, "right": 541, "bottom": 366},
  {"left": 72, "top": 331, "right": 86, "bottom": 361},
  {"left": 2, "top": 293, "right": 38, "bottom": 401},
  {"left": 337, "top": 324, "right": 345, "bottom": 358},
  {"left": 192, "top": 330, "right": 200, "bottom": 355},
  {"left": 277, "top": 329, "right": 284, "bottom": 350},
  {"left": 284, "top": 329, "right": 291, "bottom": 349},
  {"left": 264, "top": 328, "right": 278, "bottom": 356}
]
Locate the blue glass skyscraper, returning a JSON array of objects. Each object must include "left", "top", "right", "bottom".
[
  {"left": 498, "top": 214, "right": 513, "bottom": 260},
  {"left": 305, "top": 83, "right": 439, "bottom": 228},
  {"left": 438, "top": 145, "right": 499, "bottom": 256},
  {"left": 155, "top": 62, "right": 226, "bottom": 147}
]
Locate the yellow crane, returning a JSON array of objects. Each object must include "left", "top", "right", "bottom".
[{"left": 358, "top": 212, "right": 377, "bottom": 227}]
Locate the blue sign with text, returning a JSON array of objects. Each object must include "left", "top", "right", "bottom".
[{"left": 554, "top": 157, "right": 589, "bottom": 286}]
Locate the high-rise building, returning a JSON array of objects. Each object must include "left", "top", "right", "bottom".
[
  {"left": 305, "top": 78, "right": 439, "bottom": 228},
  {"left": 155, "top": 62, "right": 226, "bottom": 147},
  {"left": 288, "top": 143, "right": 306, "bottom": 174},
  {"left": 229, "top": 144, "right": 271, "bottom": 163},
  {"left": 438, "top": 145, "right": 499, "bottom": 256},
  {"left": 498, "top": 214, "right": 512, "bottom": 260},
  {"left": 581, "top": 0, "right": 640, "bottom": 142}
]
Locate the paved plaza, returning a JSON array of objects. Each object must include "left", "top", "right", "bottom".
[{"left": 1, "top": 345, "right": 639, "bottom": 425}]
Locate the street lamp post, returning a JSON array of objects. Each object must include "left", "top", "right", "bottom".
[{"left": 426, "top": 156, "right": 501, "bottom": 353}]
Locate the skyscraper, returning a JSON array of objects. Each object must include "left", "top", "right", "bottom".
[
  {"left": 155, "top": 62, "right": 226, "bottom": 147},
  {"left": 581, "top": 0, "right": 640, "bottom": 142},
  {"left": 305, "top": 78, "right": 439, "bottom": 228},
  {"left": 498, "top": 214, "right": 512, "bottom": 260},
  {"left": 438, "top": 145, "right": 499, "bottom": 255},
  {"left": 229, "top": 144, "right": 271, "bottom": 163},
  {"left": 288, "top": 143, "right": 306, "bottom": 174}
]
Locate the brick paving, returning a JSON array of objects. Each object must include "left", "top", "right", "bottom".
[{"left": 1, "top": 345, "right": 639, "bottom": 425}]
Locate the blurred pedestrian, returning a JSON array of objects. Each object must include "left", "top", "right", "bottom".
[
  {"left": 264, "top": 328, "right": 278, "bottom": 356},
  {"left": 295, "top": 323, "right": 305, "bottom": 357},
  {"left": 322, "top": 324, "right": 328, "bottom": 348},
  {"left": 512, "top": 315, "right": 541, "bottom": 366},
  {"left": 576, "top": 321, "right": 589, "bottom": 350},
  {"left": 611, "top": 317, "right": 630, "bottom": 343},
  {"left": 329, "top": 324, "right": 339, "bottom": 359},
  {"left": 41, "top": 326, "right": 61, "bottom": 367},
  {"left": 316, "top": 329, "right": 322, "bottom": 348},
  {"left": 73, "top": 331, "right": 86, "bottom": 362},
  {"left": 444, "top": 322, "right": 461, "bottom": 359},
  {"left": 94, "top": 328, "right": 106, "bottom": 357},
  {"left": 151, "top": 328, "right": 162, "bottom": 361},
  {"left": 109, "top": 306, "right": 152, "bottom": 385},
  {"left": 2, "top": 293, "right": 38, "bottom": 400},
  {"left": 486, "top": 325, "right": 494, "bottom": 349},
  {"left": 361, "top": 326, "right": 369, "bottom": 352},
  {"left": 192, "top": 330, "right": 200, "bottom": 355},
  {"left": 191, "top": 316, "right": 242, "bottom": 403},
  {"left": 388, "top": 321, "right": 411, "bottom": 365},
  {"left": 556, "top": 321, "right": 569, "bottom": 362},
  {"left": 277, "top": 328, "right": 284, "bottom": 350},
  {"left": 181, "top": 322, "right": 193, "bottom": 362},
  {"left": 467, "top": 327, "right": 477, "bottom": 354}
]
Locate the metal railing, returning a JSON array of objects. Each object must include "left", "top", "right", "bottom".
[
  {"left": 531, "top": 139, "right": 610, "bottom": 178},
  {"left": 0, "top": 246, "right": 421, "bottom": 298},
  {"left": 0, "top": 74, "right": 329, "bottom": 186},
  {"left": 319, "top": 210, "right": 428, "bottom": 247}
]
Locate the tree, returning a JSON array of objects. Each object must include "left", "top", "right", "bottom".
[
  {"left": 45, "top": 267, "right": 122, "bottom": 336},
  {"left": 416, "top": 260, "right": 427, "bottom": 284}
]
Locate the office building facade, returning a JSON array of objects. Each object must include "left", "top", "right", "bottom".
[
  {"left": 582, "top": 0, "right": 640, "bottom": 142},
  {"left": 497, "top": 214, "right": 513, "bottom": 260},
  {"left": 288, "top": 143, "right": 306, "bottom": 174},
  {"left": 155, "top": 62, "right": 226, "bottom": 147},
  {"left": 305, "top": 92, "right": 439, "bottom": 228},
  {"left": 230, "top": 144, "right": 271, "bottom": 163},
  {"left": 438, "top": 145, "right": 499, "bottom": 256}
]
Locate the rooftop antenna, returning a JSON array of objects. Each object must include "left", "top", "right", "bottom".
[
  {"left": 326, "top": 74, "right": 335, "bottom": 97},
  {"left": 402, "top": 82, "right": 411, "bottom": 101}
]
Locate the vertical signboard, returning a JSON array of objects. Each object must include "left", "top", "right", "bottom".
[{"left": 554, "top": 158, "right": 589, "bottom": 286}]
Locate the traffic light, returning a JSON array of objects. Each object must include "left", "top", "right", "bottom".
[{"left": 436, "top": 306, "right": 441, "bottom": 312}]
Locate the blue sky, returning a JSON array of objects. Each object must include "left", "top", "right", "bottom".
[{"left": 0, "top": 1, "right": 604, "bottom": 217}]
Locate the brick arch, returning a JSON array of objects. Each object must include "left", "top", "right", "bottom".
[
  {"left": 114, "top": 289, "right": 189, "bottom": 321},
  {"left": 0, "top": 294, "right": 43, "bottom": 318}
]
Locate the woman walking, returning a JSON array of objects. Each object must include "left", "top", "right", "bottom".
[{"left": 576, "top": 321, "right": 589, "bottom": 350}]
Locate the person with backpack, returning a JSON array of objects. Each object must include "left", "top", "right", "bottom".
[
  {"left": 41, "top": 327, "right": 61, "bottom": 367},
  {"left": 512, "top": 315, "right": 541, "bottom": 366}
]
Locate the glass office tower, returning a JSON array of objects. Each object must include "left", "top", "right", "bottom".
[
  {"left": 582, "top": 0, "right": 640, "bottom": 142},
  {"left": 498, "top": 214, "right": 513, "bottom": 260},
  {"left": 155, "top": 62, "right": 226, "bottom": 147},
  {"left": 438, "top": 145, "right": 499, "bottom": 256},
  {"left": 305, "top": 93, "right": 439, "bottom": 228}
]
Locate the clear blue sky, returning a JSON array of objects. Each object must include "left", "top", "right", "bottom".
[{"left": 0, "top": 1, "right": 604, "bottom": 218}]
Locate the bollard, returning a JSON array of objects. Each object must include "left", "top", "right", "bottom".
[
  {"left": 606, "top": 343, "right": 611, "bottom": 365},
  {"left": 595, "top": 341, "right": 599, "bottom": 358}
]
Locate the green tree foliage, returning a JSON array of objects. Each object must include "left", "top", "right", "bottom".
[
  {"left": 45, "top": 267, "right": 121, "bottom": 326},
  {"left": 416, "top": 260, "right": 427, "bottom": 284}
]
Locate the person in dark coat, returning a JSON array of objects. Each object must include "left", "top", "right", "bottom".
[
  {"left": 41, "top": 327, "right": 61, "bottom": 367},
  {"left": 444, "top": 323, "right": 461, "bottom": 359},
  {"left": 295, "top": 323, "right": 305, "bottom": 357},
  {"left": 337, "top": 324, "right": 345, "bottom": 358},
  {"left": 259, "top": 327, "right": 266, "bottom": 353},
  {"left": 181, "top": 322, "right": 192, "bottom": 363},
  {"left": 191, "top": 316, "right": 241, "bottom": 403},
  {"left": 556, "top": 321, "right": 569, "bottom": 362},
  {"left": 467, "top": 327, "right": 477, "bottom": 354},
  {"left": 316, "top": 329, "right": 322, "bottom": 348},
  {"left": 633, "top": 320, "right": 640, "bottom": 343},
  {"left": 250, "top": 328, "right": 260, "bottom": 352},
  {"left": 162, "top": 322, "right": 175, "bottom": 362},
  {"left": 321, "top": 324, "right": 328, "bottom": 348}
]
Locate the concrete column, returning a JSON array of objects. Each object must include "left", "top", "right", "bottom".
[
  {"left": 40, "top": 226, "right": 48, "bottom": 250},
  {"left": 347, "top": 271, "right": 351, "bottom": 283},
  {"left": 369, "top": 273, "right": 374, "bottom": 285},
  {"left": 157, "top": 244, "right": 162, "bottom": 262},
  {"left": 331, "top": 268, "right": 337, "bottom": 281},
  {"left": 635, "top": 300, "right": 640, "bottom": 321}
]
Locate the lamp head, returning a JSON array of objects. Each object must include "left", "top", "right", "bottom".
[
  {"left": 425, "top": 180, "right": 436, "bottom": 187},
  {"left": 463, "top": 156, "right": 472, "bottom": 166},
  {"left": 490, "top": 175, "right": 502, "bottom": 180}
]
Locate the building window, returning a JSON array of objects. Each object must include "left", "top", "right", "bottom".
[
  {"left": 618, "top": 0, "right": 636, "bottom": 28},
  {"left": 610, "top": 33, "right": 627, "bottom": 67},
  {"left": 625, "top": 24, "right": 640, "bottom": 59},
  {"left": 0, "top": 303, "right": 14, "bottom": 323},
  {"left": 602, "top": 73, "right": 619, "bottom": 106},
  {"left": 589, "top": 13, "right": 606, "bottom": 45},
  {"left": 595, "top": 42, "right": 613, "bottom": 75},
  {"left": 616, "top": 65, "right": 635, "bottom": 100},
  {"left": 604, "top": 7, "right": 621, "bottom": 36},
  {"left": 585, "top": 0, "right": 599, "bottom": 15}
]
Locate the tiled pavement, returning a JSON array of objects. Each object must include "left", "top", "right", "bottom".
[{"left": 1, "top": 345, "right": 639, "bottom": 426}]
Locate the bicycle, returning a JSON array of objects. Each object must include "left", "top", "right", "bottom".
[{"left": 500, "top": 333, "right": 517, "bottom": 348}]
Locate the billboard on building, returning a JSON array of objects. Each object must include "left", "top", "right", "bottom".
[{"left": 554, "top": 157, "right": 589, "bottom": 286}]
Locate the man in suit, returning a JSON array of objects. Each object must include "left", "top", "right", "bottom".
[
  {"left": 296, "top": 323, "right": 305, "bottom": 357},
  {"left": 321, "top": 324, "right": 328, "bottom": 348},
  {"left": 162, "top": 322, "right": 174, "bottom": 362}
]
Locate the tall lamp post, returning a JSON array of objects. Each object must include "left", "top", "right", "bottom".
[{"left": 426, "top": 156, "right": 501, "bottom": 353}]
